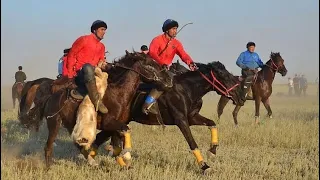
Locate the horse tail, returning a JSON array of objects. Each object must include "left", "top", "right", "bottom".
[
  {"left": 19, "top": 81, "right": 34, "bottom": 117},
  {"left": 29, "top": 81, "right": 53, "bottom": 128}
]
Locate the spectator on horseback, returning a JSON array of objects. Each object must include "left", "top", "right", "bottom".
[
  {"left": 63, "top": 20, "right": 109, "bottom": 114},
  {"left": 236, "top": 42, "right": 264, "bottom": 101},
  {"left": 140, "top": 45, "right": 149, "bottom": 54},
  {"left": 142, "top": 19, "right": 197, "bottom": 115},
  {"left": 57, "top": 48, "right": 71, "bottom": 78},
  {"left": 14, "top": 66, "right": 27, "bottom": 86}
]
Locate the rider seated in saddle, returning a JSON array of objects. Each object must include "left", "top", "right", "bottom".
[
  {"left": 57, "top": 48, "right": 71, "bottom": 79},
  {"left": 142, "top": 19, "right": 197, "bottom": 115},
  {"left": 236, "top": 42, "right": 264, "bottom": 101},
  {"left": 14, "top": 66, "right": 27, "bottom": 87},
  {"left": 63, "top": 20, "right": 109, "bottom": 114},
  {"left": 140, "top": 45, "right": 149, "bottom": 54}
]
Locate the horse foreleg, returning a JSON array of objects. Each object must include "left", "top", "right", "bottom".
[
  {"left": 217, "top": 96, "right": 229, "bottom": 122},
  {"left": 100, "top": 118, "right": 131, "bottom": 168},
  {"left": 12, "top": 98, "right": 16, "bottom": 109},
  {"left": 176, "top": 116, "right": 211, "bottom": 173},
  {"left": 254, "top": 96, "right": 262, "bottom": 124},
  {"left": 262, "top": 98, "right": 272, "bottom": 118},
  {"left": 232, "top": 105, "right": 242, "bottom": 126},
  {"left": 189, "top": 114, "right": 218, "bottom": 155}
]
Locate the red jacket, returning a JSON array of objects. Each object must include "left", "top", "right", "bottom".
[
  {"left": 61, "top": 56, "right": 67, "bottom": 75},
  {"left": 149, "top": 34, "right": 193, "bottom": 66},
  {"left": 63, "top": 33, "right": 105, "bottom": 78}
]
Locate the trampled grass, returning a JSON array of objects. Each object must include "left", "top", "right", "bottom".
[{"left": 1, "top": 84, "right": 319, "bottom": 180}]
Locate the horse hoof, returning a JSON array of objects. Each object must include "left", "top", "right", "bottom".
[
  {"left": 200, "top": 162, "right": 213, "bottom": 175},
  {"left": 202, "top": 167, "right": 214, "bottom": 175},
  {"left": 269, "top": 115, "right": 273, "bottom": 119},
  {"left": 208, "top": 145, "right": 218, "bottom": 155},
  {"left": 120, "top": 165, "right": 133, "bottom": 171},
  {"left": 88, "top": 156, "right": 99, "bottom": 167}
]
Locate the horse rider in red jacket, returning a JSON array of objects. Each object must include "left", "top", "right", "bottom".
[
  {"left": 63, "top": 20, "right": 109, "bottom": 113},
  {"left": 142, "top": 19, "right": 197, "bottom": 115}
]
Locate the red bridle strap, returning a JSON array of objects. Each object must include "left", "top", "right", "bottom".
[{"left": 199, "top": 70, "right": 239, "bottom": 97}]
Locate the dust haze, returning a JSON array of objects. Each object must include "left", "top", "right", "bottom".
[{"left": 1, "top": 0, "right": 319, "bottom": 179}]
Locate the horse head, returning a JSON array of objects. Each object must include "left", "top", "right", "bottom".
[
  {"left": 266, "top": 52, "right": 287, "bottom": 76},
  {"left": 196, "top": 61, "right": 244, "bottom": 106}
]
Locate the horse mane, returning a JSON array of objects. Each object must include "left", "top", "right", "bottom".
[
  {"left": 108, "top": 51, "right": 145, "bottom": 85},
  {"left": 196, "top": 61, "right": 237, "bottom": 83}
]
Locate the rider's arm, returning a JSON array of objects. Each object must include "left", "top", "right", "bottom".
[
  {"left": 23, "top": 72, "right": 26, "bottom": 80},
  {"left": 66, "top": 37, "right": 86, "bottom": 78},
  {"left": 99, "top": 44, "right": 106, "bottom": 62},
  {"left": 14, "top": 72, "right": 18, "bottom": 81},
  {"left": 255, "top": 53, "right": 264, "bottom": 68},
  {"left": 149, "top": 37, "right": 162, "bottom": 64},
  {"left": 236, "top": 52, "right": 246, "bottom": 69},
  {"left": 176, "top": 41, "right": 193, "bottom": 66}
]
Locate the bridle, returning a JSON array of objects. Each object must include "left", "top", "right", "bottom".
[{"left": 199, "top": 70, "right": 239, "bottom": 99}]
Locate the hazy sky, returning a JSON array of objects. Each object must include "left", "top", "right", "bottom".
[{"left": 1, "top": 0, "right": 319, "bottom": 85}]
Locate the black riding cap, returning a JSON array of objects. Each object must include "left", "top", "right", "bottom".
[
  {"left": 91, "top": 20, "right": 107, "bottom": 33},
  {"left": 246, "top": 42, "right": 256, "bottom": 48},
  {"left": 140, "top": 45, "right": 148, "bottom": 51},
  {"left": 63, "top": 48, "right": 71, "bottom": 54},
  {"left": 162, "top": 19, "right": 179, "bottom": 32}
]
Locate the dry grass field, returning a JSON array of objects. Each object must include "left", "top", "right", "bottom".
[{"left": 1, "top": 84, "right": 319, "bottom": 180}]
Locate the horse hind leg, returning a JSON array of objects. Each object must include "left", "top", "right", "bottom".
[{"left": 44, "top": 115, "right": 61, "bottom": 168}]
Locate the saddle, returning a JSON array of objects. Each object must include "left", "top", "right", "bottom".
[
  {"left": 51, "top": 76, "right": 80, "bottom": 98},
  {"left": 237, "top": 73, "right": 259, "bottom": 85},
  {"left": 237, "top": 73, "right": 259, "bottom": 100}
]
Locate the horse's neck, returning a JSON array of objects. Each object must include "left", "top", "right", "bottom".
[
  {"left": 260, "top": 66, "right": 276, "bottom": 84},
  {"left": 111, "top": 68, "right": 141, "bottom": 99},
  {"left": 177, "top": 72, "right": 213, "bottom": 100}
]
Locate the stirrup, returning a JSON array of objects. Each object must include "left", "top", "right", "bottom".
[{"left": 70, "top": 89, "right": 84, "bottom": 100}]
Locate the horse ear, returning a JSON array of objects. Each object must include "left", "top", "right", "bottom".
[
  {"left": 125, "top": 50, "right": 130, "bottom": 56},
  {"left": 177, "top": 59, "right": 180, "bottom": 64}
]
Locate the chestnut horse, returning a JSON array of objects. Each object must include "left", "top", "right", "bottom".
[{"left": 217, "top": 52, "right": 288, "bottom": 125}]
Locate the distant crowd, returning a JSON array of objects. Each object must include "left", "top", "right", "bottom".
[{"left": 287, "top": 74, "right": 315, "bottom": 97}]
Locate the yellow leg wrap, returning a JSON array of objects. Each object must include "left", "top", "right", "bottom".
[
  {"left": 192, "top": 149, "right": 204, "bottom": 164},
  {"left": 89, "top": 149, "right": 97, "bottom": 158},
  {"left": 88, "top": 144, "right": 98, "bottom": 157},
  {"left": 123, "top": 132, "right": 132, "bottom": 149},
  {"left": 211, "top": 127, "right": 218, "bottom": 145},
  {"left": 116, "top": 156, "right": 127, "bottom": 167},
  {"left": 113, "top": 147, "right": 122, "bottom": 156}
]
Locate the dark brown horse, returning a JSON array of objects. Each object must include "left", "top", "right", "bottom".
[
  {"left": 12, "top": 82, "right": 25, "bottom": 108},
  {"left": 91, "top": 61, "right": 245, "bottom": 173},
  {"left": 217, "top": 52, "right": 287, "bottom": 125},
  {"left": 29, "top": 51, "right": 173, "bottom": 168}
]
